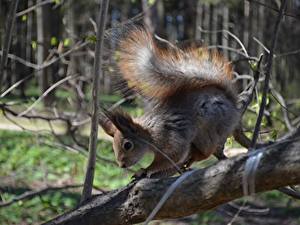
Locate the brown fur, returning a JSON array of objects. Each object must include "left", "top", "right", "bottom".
[
  {"left": 100, "top": 26, "right": 240, "bottom": 178},
  {"left": 118, "top": 27, "right": 235, "bottom": 100}
]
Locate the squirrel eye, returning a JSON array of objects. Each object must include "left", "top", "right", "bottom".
[{"left": 122, "top": 139, "right": 134, "bottom": 151}]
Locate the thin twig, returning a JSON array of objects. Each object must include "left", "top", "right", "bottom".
[
  {"left": 250, "top": 0, "right": 287, "bottom": 148},
  {"left": 253, "top": 37, "right": 270, "bottom": 54},
  {"left": 18, "top": 75, "right": 78, "bottom": 117},
  {"left": 1, "top": 73, "right": 34, "bottom": 98},
  {"left": 0, "top": 0, "right": 20, "bottom": 91},
  {"left": 0, "top": 41, "right": 88, "bottom": 71},
  {"left": 226, "top": 199, "right": 247, "bottom": 225},
  {"left": 198, "top": 26, "right": 249, "bottom": 57},
  {"left": 81, "top": 0, "right": 110, "bottom": 203},
  {"left": 277, "top": 48, "right": 300, "bottom": 57},
  {"left": 270, "top": 86, "right": 294, "bottom": 131},
  {"left": 144, "top": 170, "right": 196, "bottom": 225},
  {"left": 0, "top": 184, "right": 82, "bottom": 208},
  {"left": 16, "top": 0, "right": 53, "bottom": 17},
  {"left": 278, "top": 186, "right": 300, "bottom": 200},
  {"left": 238, "top": 54, "right": 263, "bottom": 115},
  {"left": 247, "top": 0, "right": 299, "bottom": 20}
]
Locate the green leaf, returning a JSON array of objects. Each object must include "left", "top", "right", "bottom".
[
  {"left": 271, "top": 130, "right": 278, "bottom": 140},
  {"left": 148, "top": 0, "right": 156, "bottom": 6},
  {"left": 249, "top": 60, "right": 257, "bottom": 71},
  {"left": 63, "top": 38, "right": 71, "bottom": 47},
  {"left": 225, "top": 136, "right": 233, "bottom": 148},
  {"left": 21, "top": 15, "right": 27, "bottom": 22},
  {"left": 31, "top": 41, "right": 37, "bottom": 50},
  {"left": 52, "top": 0, "right": 60, "bottom": 4},
  {"left": 86, "top": 35, "right": 97, "bottom": 43},
  {"left": 51, "top": 37, "right": 58, "bottom": 46}
]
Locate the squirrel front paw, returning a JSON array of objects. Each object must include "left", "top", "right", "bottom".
[{"left": 131, "top": 168, "right": 147, "bottom": 181}]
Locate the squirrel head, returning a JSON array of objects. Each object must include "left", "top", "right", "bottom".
[{"left": 99, "top": 108, "right": 151, "bottom": 168}]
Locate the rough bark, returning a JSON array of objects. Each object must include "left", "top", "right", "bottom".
[{"left": 43, "top": 133, "right": 300, "bottom": 225}]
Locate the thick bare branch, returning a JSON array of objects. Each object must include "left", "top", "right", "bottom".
[{"left": 43, "top": 132, "right": 300, "bottom": 225}]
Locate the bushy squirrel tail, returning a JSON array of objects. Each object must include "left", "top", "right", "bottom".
[{"left": 116, "top": 25, "right": 234, "bottom": 100}]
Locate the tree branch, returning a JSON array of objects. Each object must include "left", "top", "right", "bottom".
[
  {"left": 251, "top": 0, "right": 287, "bottom": 148},
  {"left": 43, "top": 132, "right": 300, "bottom": 225},
  {"left": 0, "top": 184, "right": 82, "bottom": 208},
  {"left": 81, "top": 0, "right": 110, "bottom": 203}
]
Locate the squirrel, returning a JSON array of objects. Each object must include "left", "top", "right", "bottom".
[{"left": 99, "top": 25, "right": 240, "bottom": 179}]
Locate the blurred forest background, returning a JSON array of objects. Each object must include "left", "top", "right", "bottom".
[{"left": 0, "top": 0, "right": 300, "bottom": 224}]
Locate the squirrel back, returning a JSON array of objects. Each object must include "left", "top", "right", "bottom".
[{"left": 116, "top": 26, "right": 235, "bottom": 101}]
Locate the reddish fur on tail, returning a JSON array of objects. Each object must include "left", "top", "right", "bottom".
[{"left": 117, "top": 26, "right": 234, "bottom": 100}]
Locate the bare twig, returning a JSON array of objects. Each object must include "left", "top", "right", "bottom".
[
  {"left": 277, "top": 49, "right": 300, "bottom": 57},
  {"left": 253, "top": 37, "right": 270, "bottom": 54},
  {"left": 0, "top": 41, "right": 88, "bottom": 71},
  {"left": 0, "top": 103, "right": 68, "bottom": 122},
  {"left": 0, "top": 0, "right": 20, "bottom": 91},
  {"left": 16, "top": 0, "right": 53, "bottom": 17},
  {"left": 0, "top": 184, "right": 82, "bottom": 208},
  {"left": 238, "top": 54, "right": 263, "bottom": 114},
  {"left": 81, "top": 0, "right": 110, "bottom": 203},
  {"left": 144, "top": 170, "right": 196, "bottom": 225},
  {"left": 278, "top": 186, "right": 300, "bottom": 200},
  {"left": 1, "top": 73, "right": 34, "bottom": 98},
  {"left": 270, "top": 86, "right": 294, "bottom": 131},
  {"left": 18, "top": 75, "right": 78, "bottom": 117},
  {"left": 198, "top": 26, "right": 249, "bottom": 57},
  {"left": 226, "top": 199, "right": 247, "bottom": 225},
  {"left": 250, "top": 0, "right": 287, "bottom": 148},
  {"left": 206, "top": 45, "right": 257, "bottom": 59},
  {"left": 247, "top": 0, "right": 299, "bottom": 20}
]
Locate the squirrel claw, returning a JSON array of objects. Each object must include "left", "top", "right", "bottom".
[{"left": 132, "top": 168, "right": 147, "bottom": 181}]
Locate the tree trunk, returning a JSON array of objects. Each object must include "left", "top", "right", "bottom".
[
  {"left": 36, "top": 1, "right": 60, "bottom": 106},
  {"left": 222, "top": 5, "right": 229, "bottom": 58}
]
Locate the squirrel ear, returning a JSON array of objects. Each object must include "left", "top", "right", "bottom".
[
  {"left": 100, "top": 108, "right": 135, "bottom": 135},
  {"left": 114, "top": 115, "right": 137, "bottom": 134},
  {"left": 99, "top": 117, "right": 116, "bottom": 137},
  {"left": 101, "top": 107, "right": 147, "bottom": 137}
]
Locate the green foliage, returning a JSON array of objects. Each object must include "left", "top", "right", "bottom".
[
  {"left": 55, "top": 89, "right": 73, "bottom": 99},
  {"left": 52, "top": 0, "right": 61, "bottom": 5},
  {"left": 50, "top": 37, "right": 58, "bottom": 46},
  {"left": 31, "top": 41, "right": 37, "bottom": 50},
  {"left": 21, "top": 15, "right": 27, "bottom": 22},
  {"left": 63, "top": 38, "right": 71, "bottom": 47},
  {"left": 0, "top": 130, "right": 133, "bottom": 224},
  {"left": 100, "top": 94, "right": 122, "bottom": 103},
  {"left": 86, "top": 35, "right": 97, "bottom": 44},
  {"left": 147, "top": 0, "right": 156, "bottom": 6},
  {"left": 194, "top": 211, "right": 223, "bottom": 225}
]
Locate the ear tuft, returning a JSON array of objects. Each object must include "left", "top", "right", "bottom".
[
  {"left": 102, "top": 108, "right": 136, "bottom": 134},
  {"left": 99, "top": 114, "right": 116, "bottom": 137},
  {"left": 101, "top": 107, "right": 150, "bottom": 138}
]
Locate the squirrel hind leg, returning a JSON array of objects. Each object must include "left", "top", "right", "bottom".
[
  {"left": 189, "top": 143, "right": 217, "bottom": 164},
  {"left": 141, "top": 145, "right": 191, "bottom": 178}
]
